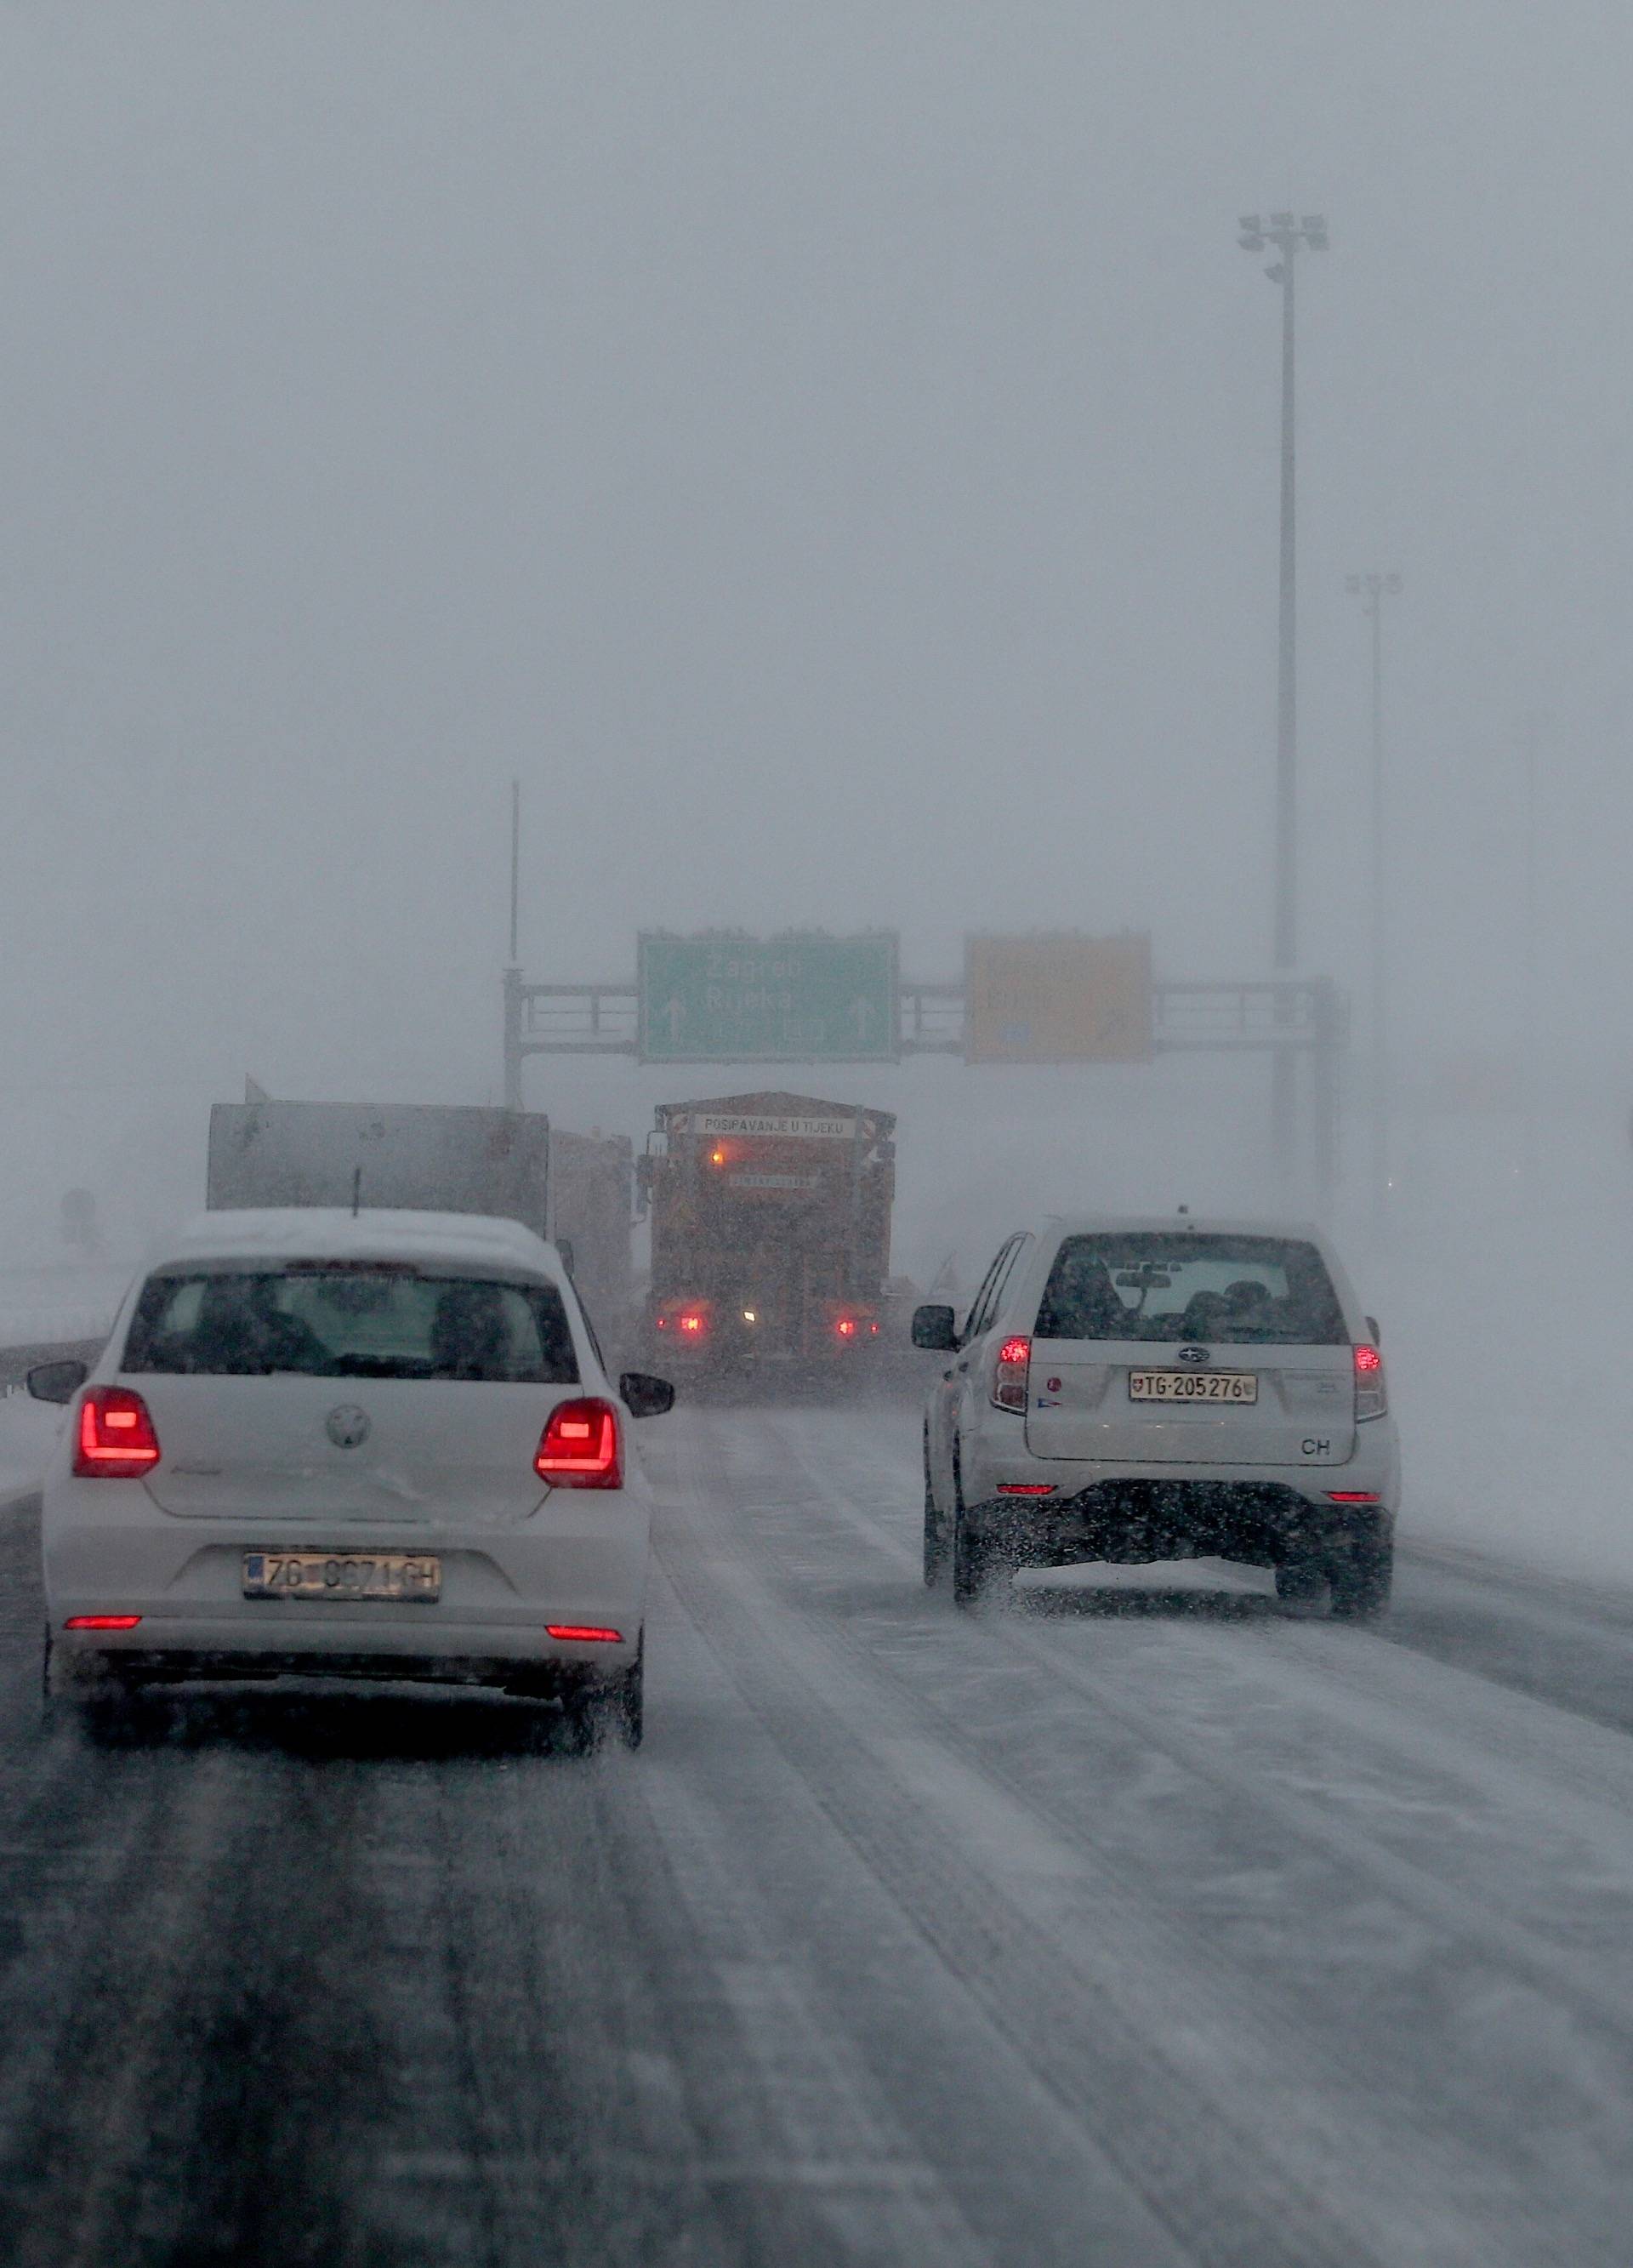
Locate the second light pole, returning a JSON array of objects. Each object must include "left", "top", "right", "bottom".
[
  {"left": 1238, "top": 210, "right": 1328, "bottom": 1172},
  {"left": 1346, "top": 570, "right": 1402, "bottom": 1243}
]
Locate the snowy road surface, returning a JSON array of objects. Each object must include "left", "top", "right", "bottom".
[{"left": 4, "top": 1401, "right": 1633, "bottom": 2264}]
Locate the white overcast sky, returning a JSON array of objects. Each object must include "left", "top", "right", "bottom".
[{"left": 1, "top": 2, "right": 1629, "bottom": 1199}]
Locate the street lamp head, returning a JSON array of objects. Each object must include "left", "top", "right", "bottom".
[
  {"left": 1269, "top": 211, "right": 1295, "bottom": 229},
  {"left": 1238, "top": 214, "right": 1263, "bottom": 233},
  {"left": 1301, "top": 214, "right": 1327, "bottom": 234},
  {"left": 1264, "top": 262, "right": 1285, "bottom": 283},
  {"left": 1306, "top": 231, "right": 1329, "bottom": 252},
  {"left": 1238, "top": 232, "right": 1265, "bottom": 251},
  {"left": 1385, "top": 572, "right": 1403, "bottom": 594}
]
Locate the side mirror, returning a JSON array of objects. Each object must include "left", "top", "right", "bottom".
[
  {"left": 28, "top": 1359, "right": 88, "bottom": 1405},
  {"left": 1365, "top": 1316, "right": 1381, "bottom": 1344},
  {"left": 620, "top": 1370, "right": 675, "bottom": 1418},
  {"left": 911, "top": 1304, "right": 959, "bottom": 1352}
]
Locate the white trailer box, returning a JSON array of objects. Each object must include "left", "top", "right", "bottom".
[{"left": 207, "top": 1103, "right": 552, "bottom": 1240}]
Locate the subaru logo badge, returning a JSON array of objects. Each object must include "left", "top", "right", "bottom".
[
  {"left": 326, "top": 1405, "right": 371, "bottom": 1450},
  {"left": 1176, "top": 1345, "right": 1209, "bottom": 1366}
]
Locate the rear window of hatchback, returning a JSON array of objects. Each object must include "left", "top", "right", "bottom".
[
  {"left": 122, "top": 1263, "right": 580, "bottom": 1384},
  {"left": 1033, "top": 1234, "right": 1346, "bottom": 1348}
]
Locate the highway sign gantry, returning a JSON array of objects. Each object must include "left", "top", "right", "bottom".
[{"left": 635, "top": 933, "right": 900, "bottom": 1064}]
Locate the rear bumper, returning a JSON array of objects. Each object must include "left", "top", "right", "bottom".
[
  {"left": 964, "top": 1471, "right": 1397, "bottom": 1570},
  {"left": 43, "top": 1491, "right": 648, "bottom": 1678},
  {"left": 53, "top": 1621, "right": 640, "bottom": 1689}
]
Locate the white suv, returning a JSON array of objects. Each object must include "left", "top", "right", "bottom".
[{"left": 914, "top": 1215, "right": 1398, "bottom": 1618}]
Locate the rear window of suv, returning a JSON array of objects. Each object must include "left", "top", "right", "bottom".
[
  {"left": 122, "top": 1265, "right": 580, "bottom": 1383},
  {"left": 1033, "top": 1234, "right": 1346, "bottom": 1347}
]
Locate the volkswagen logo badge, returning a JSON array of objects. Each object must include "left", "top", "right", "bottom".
[
  {"left": 326, "top": 1405, "right": 371, "bottom": 1450},
  {"left": 1176, "top": 1345, "right": 1209, "bottom": 1366}
]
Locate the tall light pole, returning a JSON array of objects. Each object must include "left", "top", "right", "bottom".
[
  {"left": 1238, "top": 211, "right": 1328, "bottom": 1174},
  {"left": 1346, "top": 570, "right": 1402, "bottom": 1243}
]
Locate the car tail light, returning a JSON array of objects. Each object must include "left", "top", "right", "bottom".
[
  {"left": 835, "top": 1317, "right": 858, "bottom": 1340},
  {"left": 74, "top": 1388, "right": 161, "bottom": 1477},
  {"left": 997, "top": 1482, "right": 1056, "bottom": 1496},
  {"left": 535, "top": 1399, "right": 623, "bottom": 1489},
  {"left": 64, "top": 1615, "right": 142, "bottom": 1631},
  {"left": 1352, "top": 1343, "right": 1386, "bottom": 1422},
  {"left": 993, "top": 1336, "right": 1030, "bottom": 1413},
  {"left": 546, "top": 1624, "right": 623, "bottom": 1644},
  {"left": 1327, "top": 1491, "right": 1380, "bottom": 1504},
  {"left": 678, "top": 1309, "right": 706, "bottom": 1337}
]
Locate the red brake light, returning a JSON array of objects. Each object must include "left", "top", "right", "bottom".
[
  {"left": 74, "top": 1388, "right": 161, "bottom": 1477},
  {"left": 993, "top": 1336, "right": 1031, "bottom": 1412},
  {"left": 1352, "top": 1342, "right": 1387, "bottom": 1421},
  {"left": 836, "top": 1317, "right": 858, "bottom": 1339},
  {"left": 546, "top": 1624, "right": 623, "bottom": 1644},
  {"left": 535, "top": 1398, "right": 623, "bottom": 1489},
  {"left": 996, "top": 1482, "right": 1057, "bottom": 1496},
  {"left": 65, "top": 1616, "right": 142, "bottom": 1631},
  {"left": 678, "top": 1309, "right": 706, "bottom": 1336},
  {"left": 1326, "top": 1491, "right": 1380, "bottom": 1504}
]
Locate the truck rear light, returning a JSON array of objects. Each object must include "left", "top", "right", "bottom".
[
  {"left": 74, "top": 1388, "right": 161, "bottom": 1477},
  {"left": 535, "top": 1399, "right": 623, "bottom": 1489},
  {"left": 65, "top": 1615, "right": 142, "bottom": 1630},
  {"left": 993, "top": 1336, "right": 1030, "bottom": 1413},
  {"left": 1352, "top": 1343, "right": 1387, "bottom": 1422}
]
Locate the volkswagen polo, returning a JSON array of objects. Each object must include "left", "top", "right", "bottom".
[{"left": 31, "top": 1207, "right": 673, "bottom": 1745}]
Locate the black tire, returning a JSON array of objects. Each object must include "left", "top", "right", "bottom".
[
  {"left": 569, "top": 1638, "right": 645, "bottom": 1752},
  {"left": 1329, "top": 1536, "right": 1393, "bottom": 1622},
  {"left": 1274, "top": 1561, "right": 1327, "bottom": 1606},
  {"left": 950, "top": 1456, "right": 1003, "bottom": 1609},
  {"left": 42, "top": 1631, "right": 152, "bottom": 1743},
  {"left": 923, "top": 1443, "right": 948, "bottom": 1588}
]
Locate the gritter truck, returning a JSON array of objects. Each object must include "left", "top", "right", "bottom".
[{"left": 640, "top": 1090, "right": 896, "bottom": 1380}]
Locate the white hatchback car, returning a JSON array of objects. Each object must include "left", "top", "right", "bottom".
[
  {"left": 31, "top": 1208, "right": 673, "bottom": 1745},
  {"left": 914, "top": 1215, "right": 1399, "bottom": 1618}
]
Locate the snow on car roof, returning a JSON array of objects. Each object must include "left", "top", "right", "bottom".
[
  {"left": 1040, "top": 1213, "right": 1329, "bottom": 1241},
  {"left": 148, "top": 1208, "right": 560, "bottom": 1275}
]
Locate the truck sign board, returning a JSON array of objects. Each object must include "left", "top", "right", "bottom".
[
  {"left": 963, "top": 933, "right": 1154, "bottom": 1063},
  {"left": 637, "top": 935, "right": 899, "bottom": 1064}
]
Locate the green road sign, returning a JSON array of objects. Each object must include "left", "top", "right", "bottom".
[{"left": 637, "top": 934, "right": 899, "bottom": 1063}]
